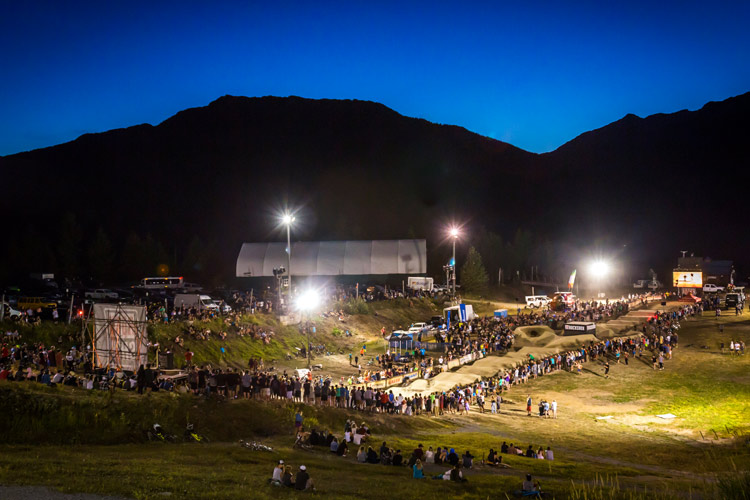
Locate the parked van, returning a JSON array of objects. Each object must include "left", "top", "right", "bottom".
[
  {"left": 174, "top": 294, "right": 219, "bottom": 312},
  {"left": 525, "top": 295, "right": 550, "bottom": 307},
  {"left": 725, "top": 293, "right": 743, "bottom": 309},
  {"left": 17, "top": 297, "right": 57, "bottom": 310}
]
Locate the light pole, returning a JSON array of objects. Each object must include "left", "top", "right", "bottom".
[
  {"left": 281, "top": 213, "right": 295, "bottom": 308},
  {"left": 449, "top": 227, "right": 460, "bottom": 297},
  {"left": 296, "top": 289, "right": 320, "bottom": 370}
]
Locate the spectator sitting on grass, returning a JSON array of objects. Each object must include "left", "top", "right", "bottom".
[
  {"left": 281, "top": 466, "right": 294, "bottom": 488},
  {"left": 412, "top": 459, "right": 425, "bottom": 478},
  {"left": 522, "top": 473, "right": 541, "bottom": 494},
  {"left": 366, "top": 446, "right": 379, "bottom": 464},
  {"left": 447, "top": 448, "right": 459, "bottom": 466},
  {"left": 449, "top": 463, "right": 467, "bottom": 482},
  {"left": 295, "top": 465, "right": 313, "bottom": 491},
  {"left": 335, "top": 440, "right": 348, "bottom": 457},
  {"left": 357, "top": 446, "right": 367, "bottom": 463},
  {"left": 462, "top": 450, "right": 474, "bottom": 468},
  {"left": 392, "top": 449, "right": 403, "bottom": 466},
  {"left": 270, "top": 460, "right": 284, "bottom": 485}
]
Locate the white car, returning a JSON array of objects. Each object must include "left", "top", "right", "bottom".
[
  {"left": 85, "top": 289, "right": 119, "bottom": 300},
  {"left": 408, "top": 322, "right": 429, "bottom": 334},
  {"left": 1, "top": 302, "right": 22, "bottom": 320},
  {"left": 213, "top": 300, "right": 232, "bottom": 314},
  {"left": 703, "top": 284, "right": 724, "bottom": 293}
]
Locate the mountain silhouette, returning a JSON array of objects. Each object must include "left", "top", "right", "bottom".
[{"left": 1, "top": 92, "right": 748, "bottom": 282}]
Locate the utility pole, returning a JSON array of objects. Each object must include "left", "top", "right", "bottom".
[{"left": 68, "top": 293, "right": 75, "bottom": 324}]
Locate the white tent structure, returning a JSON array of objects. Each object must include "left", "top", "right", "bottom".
[{"left": 236, "top": 239, "right": 426, "bottom": 277}]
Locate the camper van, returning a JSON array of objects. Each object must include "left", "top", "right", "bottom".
[{"left": 174, "top": 294, "right": 219, "bottom": 312}]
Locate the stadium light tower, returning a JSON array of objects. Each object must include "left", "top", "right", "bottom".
[
  {"left": 281, "top": 213, "right": 295, "bottom": 306},
  {"left": 449, "top": 226, "right": 460, "bottom": 297},
  {"left": 296, "top": 289, "right": 320, "bottom": 370},
  {"left": 589, "top": 259, "right": 611, "bottom": 299}
]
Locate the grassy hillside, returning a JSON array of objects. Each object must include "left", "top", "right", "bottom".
[
  {"left": 0, "top": 381, "right": 428, "bottom": 445},
  {"left": 2, "top": 298, "right": 440, "bottom": 371}
]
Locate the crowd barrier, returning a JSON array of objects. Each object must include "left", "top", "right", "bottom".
[{"left": 344, "top": 347, "right": 488, "bottom": 391}]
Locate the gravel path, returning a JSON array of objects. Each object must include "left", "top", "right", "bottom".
[{"left": 0, "top": 486, "right": 131, "bottom": 500}]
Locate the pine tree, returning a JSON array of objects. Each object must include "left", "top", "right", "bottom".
[
  {"left": 460, "top": 246, "right": 489, "bottom": 295},
  {"left": 88, "top": 227, "right": 114, "bottom": 281},
  {"left": 58, "top": 212, "right": 82, "bottom": 278}
]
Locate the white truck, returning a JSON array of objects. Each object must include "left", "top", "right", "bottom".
[
  {"left": 407, "top": 277, "right": 434, "bottom": 291},
  {"left": 525, "top": 295, "right": 550, "bottom": 307},
  {"left": 174, "top": 294, "right": 219, "bottom": 312}
]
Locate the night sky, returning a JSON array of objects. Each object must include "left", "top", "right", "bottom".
[{"left": 2, "top": 1, "right": 748, "bottom": 156}]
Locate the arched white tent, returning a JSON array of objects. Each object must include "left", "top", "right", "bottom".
[{"left": 236, "top": 239, "right": 426, "bottom": 277}]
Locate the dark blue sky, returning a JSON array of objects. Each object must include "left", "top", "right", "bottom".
[{"left": 2, "top": 1, "right": 748, "bottom": 156}]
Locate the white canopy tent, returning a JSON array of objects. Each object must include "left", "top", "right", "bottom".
[{"left": 236, "top": 239, "right": 426, "bottom": 277}]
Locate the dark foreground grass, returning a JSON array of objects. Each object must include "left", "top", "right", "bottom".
[
  {"left": 0, "top": 441, "right": 702, "bottom": 500},
  {"left": 0, "top": 382, "right": 437, "bottom": 445}
]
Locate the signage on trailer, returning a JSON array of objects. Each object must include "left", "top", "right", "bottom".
[{"left": 563, "top": 321, "right": 596, "bottom": 336}]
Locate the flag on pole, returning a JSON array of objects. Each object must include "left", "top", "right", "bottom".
[{"left": 568, "top": 270, "right": 577, "bottom": 290}]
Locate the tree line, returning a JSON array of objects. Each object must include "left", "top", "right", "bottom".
[{"left": 1, "top": 213, "right": 222, "bottom": 286}]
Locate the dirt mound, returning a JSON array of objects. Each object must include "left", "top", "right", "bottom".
[
  {"left": 513, "top": 325, "right": 558, "bottom": 347},
  {"left": 546, "top": 333, "right": 597, "bottom": 348},
  {"left": 594, "top": 326, "right": 617, "bottom": 339}
]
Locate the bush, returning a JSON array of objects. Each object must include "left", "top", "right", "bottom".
[{"left": 338, "top": 298, "right": 372, "bottom": 315}]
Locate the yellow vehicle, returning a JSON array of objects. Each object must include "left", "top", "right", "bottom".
[{"left": 16, "top": 297, "right": 58, "bottom": 310}]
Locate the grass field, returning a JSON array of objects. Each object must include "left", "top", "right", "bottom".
[{"left": 1, "top": 306, "right": 749, "bottom": 499}]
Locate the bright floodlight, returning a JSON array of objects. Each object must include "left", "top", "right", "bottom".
[
  {"left": 281, "top": 213, "right": 295, "bottom": 226},
  {"left": 296, "top": 289, "right": 319, "bottom": 312},
  {"left": 590, "top": 260, "right": 610, "bottom": 277},
  {"left": 449, "top": 227, "right": 460, "bottom": 238}
]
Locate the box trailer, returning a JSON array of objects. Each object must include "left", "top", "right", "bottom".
[{"left": 407, "top": 276, "right": 434, "bottom": 291}]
